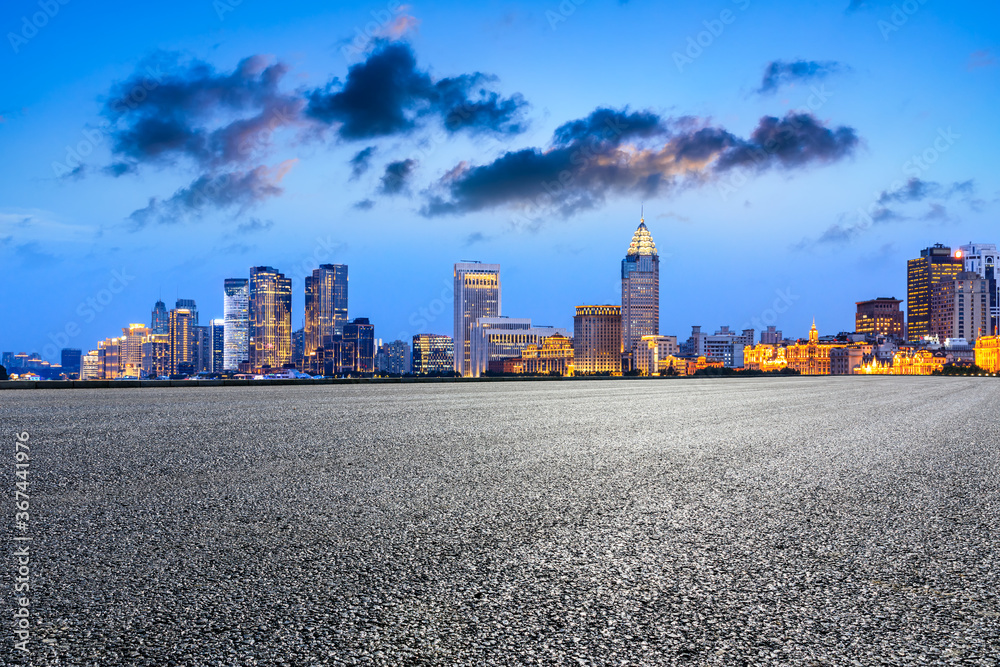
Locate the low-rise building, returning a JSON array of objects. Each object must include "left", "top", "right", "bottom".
[{"left": 975, "top": 335, "right": 999, "bottom": 372}]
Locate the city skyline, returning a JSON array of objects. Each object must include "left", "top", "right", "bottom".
[{"left": 3, "top": 1, "right": 999, "bottom": 355}]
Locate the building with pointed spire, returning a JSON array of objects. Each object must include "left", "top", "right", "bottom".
[{"left": 621, "top": 215, "right": 660, "bottom": 368}]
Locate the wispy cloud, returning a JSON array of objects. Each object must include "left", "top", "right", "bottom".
[{"left": 757, "top": 60, "right": 847, "bottom": 95}]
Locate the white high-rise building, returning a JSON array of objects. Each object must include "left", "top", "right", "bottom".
[
  {"left": 223, "top": 278, "right": 250, "bottom": 371},
  {"left": 470, "top": 317, "right": 570, "bottom": 377},
  {"left": 958, "top": 243, "right": 999, "bottom": 336},
  {"left": 454, "top": 262, "right": 501, "bottom": 377},
  {"left": 622, "top": 217, "right": 660, "bottom": 369}
]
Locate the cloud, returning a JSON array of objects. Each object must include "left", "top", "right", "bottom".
[
  {"left": 420, "top": 107, "right": 859, "bottom": 218},
  {"left": 757, "top": 60, "right": 846, "bottom": 95},
  {"left": 463, "top": 232, "right": 490, "bottom": 247},
  {"left": 305, "top": 42, "right": 527, "bottom": 140},
  {"left": 968, "top": 50, "right": 996, "bottom": 71},
  {"left": 877, "top": 178, "right": 976, "bottom": 204},
  {"left": 102, "top": 52, "right": 303, "bottom": 174},
  {"left": 349, "top": 146, "right": 377, "bottom": 179},
  {"left": 378, "top": 159, "right": 417, "bottom": 195},
  {"left": 353, "top": 199, "right": 375, "bottom": 210},
  {"left": 235, "top": 217, "right": 275, "bottom": 234},
  {"left": 128, "top": 160, "right": 296, "bottom": 227},
  {"left": 922, "top": 203, "right": 952, "bottom": 222}
]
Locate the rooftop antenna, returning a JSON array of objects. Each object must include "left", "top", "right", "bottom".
[{"left": 640, "top": 203, "right": 644, "bottom": 224}]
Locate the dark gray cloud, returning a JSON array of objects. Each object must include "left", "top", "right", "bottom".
[
  {"left": 757, "top": 60, "right": 845, "bottom": 95},
  {"left": 305, "top": 42, "right": 527, "bottom": 140},
  {"left": 378, "top": 159, "right": 417, "bottom": 196},
  {"left": 128, "top": 161, "right": 295, "bottom": 227},
  {"left": 421, "top": 108, "right": 859, "bottom": 218},
  {"left": 349, "top": 146, "right": 377, "bottom": 179},
  {"left": 103, "top": 53, "right": 303, "bottom": 174}
]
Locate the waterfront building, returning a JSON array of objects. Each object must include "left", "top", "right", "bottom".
[
  {"left": 573, "top": 305, "right": 622, "bottom": 375},
  {"left": 621, "top": 217, "right": 660, "bottom": 368},
  {"left": 412, "top": 334, "right": 454, "bottom": 375},
  {"left": 304, "top": 264, "right": 349, "bottom": 362},
  {"left": 98, "top": 337, "right": 122, "bottom": 379},
  {"left": 975, "top": 336, "right": 1000, "bottom": 372},
  {"left": 210, "top": 319, "right": 225, "bottom": 372},
  {"left": 168, "top": 308, "right": 194, "bottom": 374},
  {"left": 151, "top": 300, "right": 169, "bottom": 335},
  {"left": 634, "top": 335, "right": 680, "bottom": 376},
  {"left": 958, "top": 243, "right": 999, "bottom": 335},
  {"left": 141, "top": 334, "right": 170, "bottom": 378},
  {"left": 249, "top": 266, "right": 292, "bottom": 370},
  {"left": 60, "top": 348, "right": 81, "bottom": 380},
  {"left": 856, "top": 350, "right": 948, "bottom": 375},
  {"left": 223, "top": 278, "right": 250, "bottom": 371},
  {"left": 503, "top": 334, "right": 575, "bottom": 375},
  {"left": 343, "top": 318, "right": 375, "bottom": 374},
  {"left": 855, "top": 297, "right": 905, "bottom": 340},
  {"left": 907, "top": 244, "right": 964, "bottom": 342},
  {"left": 81, "top": 350, "right": 101, "bottom": 380},
  {"left": 377, "top": 340, "right": 411, "bottom": 375},
  {"left": 760, "top": 326, "right": 782, "bottom": 346},
  {"left": 931, "top": 271, "right": 992, "bottom": 344},
  {"left": 454, "top": 262, "right": 501, "bottom": 377},
  {"left": 470, "top": 317, "right": 570, "bottom": 377},
  {"left": 783, "top": 321, "right": 843, "bottom": 375},
  {"left": 830, "top": 345, "right": 873, "bottom": 375},
  {"left": 120, "top": 324, "right": 148, "bottom": 378}
]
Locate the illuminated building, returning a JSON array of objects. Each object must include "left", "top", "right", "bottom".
[
  {"left": 907, "top": 244, "right": 963, "bottom": 342},
  {"left": 959, "top": 243, "right": 999, "bottom": 335},
  {"left": 98, "top": 337, "right": 122, "bottom": 379},
  {"left": 830, "top": 345, "right": 873, "bottom": 375},
  {"left": 169, "top": 309, "right": 194, "bottom": 374},
  {"left": 120, "top": 324, "right": 148, "bottom": 378},
  {"left": 931, "top": 271, "right": 991, "bottom": 344},
  {"left": 81, "top": 350, "right": 101, "bottom": 380},
  {"left": 210, "top": 320, "right": 225, "bottom": 372},
  {"left": 343, "top": 318, "right": 375, "bottom": 374},
  {"left": 292, "top": 328, "right": 305, "bottom": 367},
  {"left": 975, "top": 336, "right": 1000, "bottom": 372},
  {"left": 304, "top": 264, "right": 349, "bottom": 363},
  {"left": 61, "top": 349, "right": 81, "bottom": 380},
  {"left": 192, "top": 325, "right": 212, "bottom": 373},
  {"left": 783, "top": 321, "right": 843, "bottom": 375},
  {"left": 502, "top": 334, "right": 575, "bottom": 375},
  {"left": 141, "top": 334, "right": 170, "bottom": 378},
  {"left": 760, "top": 326, "right": 782, "bottom": 345},
  {"left": 573, "top": 305, "right": 622, "bottom": 375},
  {"left": 454, "top": 262, "right": 501, "bottom": 376},
  {"left": 176, "top": 298, "right": 198, "bottom": 325},
  {"left": 223, "top": 278, "right": 250, "bottom": 371},
  {"left": 249, "top": 266, "right": 292, "bottom": 370},
  {"left": 855, "top": 297, "right": 905, "bottom": 340},
  {"left": 470, "top": 317, "right": 569, "bottom": 377},
  {"left": 743, "top": 345, "right": 787, "bottom": 372},
  {"left": 621, "top": 217, "right": 659, "bottom": 367},
  {"left": 706, "top": 327, "right": 754, "bottom": 368},
  {"left": 151, "top": 300, "right": 168, "bottom": 335},
  {"left": 856, "top": 350, "right": 947, "bottom": 375},
  {"left": 634, "top": 335, "right": 679, "bottom": 376},
  {"left": 412, "top": 334, "right": 454, "bottom": 375},
  {"left": 377, "top": 340, "right": 411, "bottom": 375}
]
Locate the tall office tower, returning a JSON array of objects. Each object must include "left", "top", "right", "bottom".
[
  {"left": 453, "top": 262, "right": 501, "bottom": 377},
  {"left": 211, "top": 319, "right": 225, "bottom": 372},
  {"left": 60, "top": 348, "right": 82, "bottom": 380},
  {"left": 958, "top": 243, "right": 999, "bottom": 335},
  {"left": 223, "top": 278, "right": 250, "bottom": 371},
  {"left": 470, "top": 317, "right": 570, "bottom": 377},
  {"left": 98, "top": 337, "right": 122, "bottom": 379},
  {"left": 249, "top": 266, "right": 292, "bottom": 370},
  {"left": 412, "top": 334, "right": 455, "bottom": 375},
  {"left": 931, "top": 271, "right": 992, "bottom": 343},
  {"left": 304, "top": 264, "right": 349, "bottom": 360},
  {"left": 176, "top": 299, "right": 199, "bottom": 325},
  {"left": 121, "top": 324, "right": 149, "bottom": 378},
  {"left": 855, "top": 297, "right": 905, "bottom": 340},
  {"left": 343, "top": 318, "right": 375, "bottom": 374},
  {"left": 573, "top": 305, "right": 623, "bottom": 375},
  {"left": 760, "top": 326, "right": 783, "bottom": 345},
  {"left": 169, "top": 308, "right": 194, "bottom": 374},
  {"left": 141, "top": 334, "right": 170, "bottom": 378},
  {"left": 151, "top": 300, "right": 169, "bottom": 335},
  {"left": 621, "top": 217, "right": 660, "bottom": 368},
  {"left": 292, "top": 328, "right": 305, "bottom": 367},
  {"left": 192, "top": 325, "right": 212, "bottom": 373},
  {"left": 907, "top": 244, "right": 963, "bottom": 342},
  {"left": 377, "top": 340, "right": 411, "bottom": 375}
]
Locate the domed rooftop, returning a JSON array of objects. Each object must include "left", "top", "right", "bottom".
[{"left": 626, "top": 219, "right": 657, "bottom": 256}]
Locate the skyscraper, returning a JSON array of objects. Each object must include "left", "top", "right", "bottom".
[
  {"left": 223, "top": 278, "right": 250, "bottom": 371},
  {"left": 931, "top": 271, "right": 991, "bottom": 343},
  {"left": 169, "top": 309, "right": 194, "bottom": 374},
  {"left": 412, "top": 334, "right": 454, "bottom": 375},
  {"left": 907, "top": 244, "right": 963, "bottom": 343},
  {"left": 151, "top": 300, "right": 168, "bottom": 335},
  {"left": 958, "top": 243, "right": 999, "bottom": 336},
  {"left": 574, "top": 305, "right": 622, "bottom": 375},
  {"left": 211, "top": 319, "right": 225, "bottom": 373},
  {"left": 176, "top": 299, "right": 198, "bottom": 325},
  {"left": 343, "top": 318, "right": 375, "bottom": 374},
  {"left": 61, "top": 348, "right": 81, "bottom": 380},
  {"left": 621, "top": 217, "right": 660, "bottom": 368},
  {"left": 855, "top": 298, "right": 905, "bottom": 340},
  {"left": 304, "top": 264, "right": 349, "bottom": 361},
  {"left": 453, "top": 262, "right": 501, "bottom": 377},
  {"left": 121, "top": 324, "right": 149, "bottom": 378},
  {"left": 249, "top": 266, "right": 292, "bottom": 370}
]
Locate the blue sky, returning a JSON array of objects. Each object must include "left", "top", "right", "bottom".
[{"left": 2, "top": 0, "right": 998, "bottom": 359}]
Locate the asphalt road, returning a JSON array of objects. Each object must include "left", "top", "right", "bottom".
[{"left": 1, "top": 377, "right": 998, "bottom": 665}]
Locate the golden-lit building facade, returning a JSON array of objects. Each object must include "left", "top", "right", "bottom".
[
  {"left": 634, "top": 335, "right": 679, "bottom": 376},
  {"left": 169, "top": 308, "right": 193, "bottom": 374},
  {"left": 622, "top": 219, "right": 659, "bottom": 365},
  {"left": 514, "top": 334, "right": 574, "bottom": 376},
  {"left": 856, "top": 350, "right": 947, "bottom": 375},
  {"left": 783, "top": 322, "right": 842, "bottom": 375},
  {"left": 454, "top": 263, "right": 501, "bottom": 377},
  {"left": 304, "top": 264, "right": 348, "bottom": 361},
  {"left": 855, "top": 298, "right": 904, "bottom": 339},
  {"left": 975, "top": 336, "right": 1000, "bottom": 372},
  {"left": 573, "top": 305, "right": 622, "bottom": 374},
  {"left": 907, "top": 244, "right": 964, "bottom": 342},
  {"left": 121, "top": 324, "right": 148, "bottom": 378},
  {"left": 141, "top": 334, "right": 170, "bottom": 378},
  {"left": 249, "top": 266, "right": 293, "bottom": 370},
  {"left": 743, "top": 344, "right": 788, "bottom": 372},
  {"left": 97, "top": 337, "right": 122, "bottom": 379}
]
